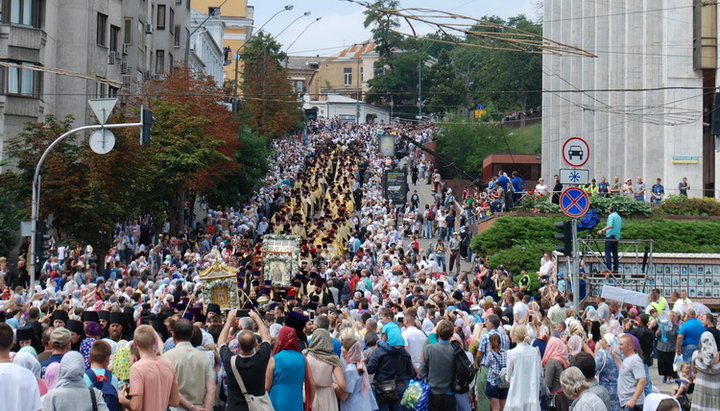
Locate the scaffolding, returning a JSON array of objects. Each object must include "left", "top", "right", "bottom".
[{"left": 558, "top": 237, "right": 654, "bottom": 303}]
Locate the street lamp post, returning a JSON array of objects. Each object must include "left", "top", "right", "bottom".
[
  {"left": 233, "top": 4, "right": 294, "bottom": 96},
  {"left": 273, "top": 11, "right": 311, "bottom": 40},
  {"left": 29, "top": 120, "right": 143, "bottom": 286},
  {"left": 285, "top": 17, "right": 322, "bottom": 54},
  {"left": 184, "top": 0, "right": 229, "bottom": 66}
]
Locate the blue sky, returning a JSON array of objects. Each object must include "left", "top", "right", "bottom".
[{"left": 249, "top": 0, "right": 540, "bottom": 56}]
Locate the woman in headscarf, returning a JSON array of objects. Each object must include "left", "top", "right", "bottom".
[
  {"left": 304, "top": 328, "right": 346, "bottom": 411},
  {"left": 80, "top": 322, "right": 102, "bottom": 369},
  {"left": 42, "top": 351, "right": 108, "bottom": 410},
  {"left": 532, "top": 325, "right": 550, "bottom": 358},
  {"left": 13, "top": 351, "right": 48, "bottom": 396},
  {"left": 690, "top": 331, "right": 720, "bottom": 411},
  {"left": 541, "top": 336, "right": 570, "bottom": 411},
  {"left": 338, "top": 328, "right": 377, "bottom": 411},
  {"left": 656, "top": 310, "right": 679, "bottom": 384},
  {"left": 567, "top": 335, "right": 584, "bottom": 362},
  {"left": 266, "top": 325, "right": 314, "bottom": 411},
  {"left": 593, "top": 332, "right": 621, "bottom": 410}
]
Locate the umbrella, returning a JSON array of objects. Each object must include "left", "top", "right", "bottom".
[{"left": 675, "top": 302, "right": 711, "bottom": 316}]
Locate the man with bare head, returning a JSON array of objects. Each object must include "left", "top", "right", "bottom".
[{"left": 617, "top": 334, "right": 646, "bottom": 410}]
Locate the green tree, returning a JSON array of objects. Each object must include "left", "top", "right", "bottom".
[
  {"left": 240, "top": 32, "right": 302, "bottom": 138},
  {"left": 466, "top": 15, "right": 542, "bottom": 113},
  {"left": 426, "top": 49, "right": 467, "bottom": 117},
  {"left": 0, "top": 171, "right": 23, "bottom": 257},
  {"left": 203, "top": 128, "right": 271, "bottom": 206},
  {"left": 362, "top": 0, "right": 402, "bottom": 62}
]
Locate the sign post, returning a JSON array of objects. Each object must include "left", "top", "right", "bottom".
[{"left": 558, "top": 136, "right": 591, "bottom": 310}]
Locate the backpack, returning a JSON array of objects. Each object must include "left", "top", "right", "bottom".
[
  {"left": 427, "top": 209, "right": 435, "bottom": 220},
  {"left": 85, "top": 369, "right": 119, "bottom": 411},
  {"left": 450, "top": 341, "right": 476, "bottom": 394}
]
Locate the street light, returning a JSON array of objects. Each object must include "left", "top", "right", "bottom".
[
  {"left": 233, "top": 4, "right": 294, "bottom": 96},
  {"left": 285, "top": 17, "right": 322, "bottom": 53},
  {"left": 274, "top": 11, "right": 311, "bottom": 40},
  {"left": 184, "top": 0, "right": 229, "bottom": 65}
]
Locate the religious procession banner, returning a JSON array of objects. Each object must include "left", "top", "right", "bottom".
[{"left": 262, "top": 234, "right": 301, "bottom": 287}]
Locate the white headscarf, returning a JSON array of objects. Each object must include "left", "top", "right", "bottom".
[
  {"left": 642, "top": 393, "right": 680, "bottom": 411},
  {"left": 55, "top": 351, "right": 86, "bottom": 389},
  {"left": 693, "top": 331, "right": 720, "bottom": 371},
  {"left": 13, "top": 352, "right": 41, "bottom": 379}
]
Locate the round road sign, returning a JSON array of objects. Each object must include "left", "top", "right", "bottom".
[
  {"left": 559, "top": 187, "right": 590, "bottom": 218},
  {"left": 562, "top": 136, "right": 589, "bottom": 167}
]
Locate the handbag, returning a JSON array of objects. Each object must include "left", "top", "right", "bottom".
[
  {"left": 374, "top": 379, "right": 400, "bottom": 403},
  {"left": 229, "top": 355, "right": 275, "bottom": 411}
]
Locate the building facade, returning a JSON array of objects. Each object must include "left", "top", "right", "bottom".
[
  {"left": 189, "top": 8, "right": 225, "bottom": 87},
  {"left": 0, "top": 0, "right": 193, "bottom": 171},
  {"left": 192, "top": 0, "right": 253, "bottom": 88},
  {"left": 542, "top": 0, "right": 717, "bottom": 198},
  {"left": 312, "top": 42, "right": 378, "bottom": 100}
]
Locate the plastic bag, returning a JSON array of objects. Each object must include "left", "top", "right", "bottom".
[
  {"left": 673, "top": 352, "right": 683, "bottom": 372},
  {"left": 401, "top": 379, "right": 430, "bottom": 410},
  {"left": 416, "top": 379, "right": 430, "bottom": 411}
]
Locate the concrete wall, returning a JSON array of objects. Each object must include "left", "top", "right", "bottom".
[{"left": 542, "top": 0, "right": 705, "bottom": 197}]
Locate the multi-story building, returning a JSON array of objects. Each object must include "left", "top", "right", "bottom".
[
  {"left": 0, "top": 0, "right": 193, "bottom": 171},
  {"left": 542, "top": 0, "right": 718, "bottom": 198},
  {"left": 312, "top": 42, "right": 378, "bottom": 100},
  {"left": 189, "top": 8, "right": 225, "bottom": 87},
  {"left": 285, "top": 55, "right": 320, "bottom": 99},
  {"left": 192, "top": 0, "right": 253, "bottom": 88}
]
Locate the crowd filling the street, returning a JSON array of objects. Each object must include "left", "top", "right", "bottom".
[{"left": 0, "top": 120, "right": 718, "bottom": 411}]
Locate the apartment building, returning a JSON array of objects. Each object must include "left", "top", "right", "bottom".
[{"left": 0, "top": 0, "right": 192, "bottom": 171}]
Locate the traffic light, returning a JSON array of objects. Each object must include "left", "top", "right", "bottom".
[
  {"left": 33, "top": 221, "right": 52, "bottom": 264},
  {"left": 140, "top": 108, "right": 153, "bottom": 145},
  {"left": 554, "top": 220, "right": 573, "bottom": 256}
]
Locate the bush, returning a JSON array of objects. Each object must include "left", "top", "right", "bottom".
[
  {"left": 471, "top": 215, "right": 720, "bottom": 258},
  {"left": 622, "top": 218, "right": 720, "bottom": 253},
  {"left": 513, "top": 193, "right": 561, "bottom": 213},
  {"left": 482, "top": 243, "right": 545, "bottom": 292},
  {"left": 654, "top": 195, "right": 720, "bottom": 216},
  {"left": 589, "top": 195, "right": 651, "bottom": 217},
  {"left": 470, "top": 216, "right": 563, "bottom": 256},
  {"left": 514, "top": 193, "right": 651, "bottom": 217}
]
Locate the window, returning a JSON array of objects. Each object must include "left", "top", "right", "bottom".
[
  {"left": 95, "top": 82, "right": 107, "bottom": 98},
  {"left": 109, "top": 86, "right": 119, "bottom": 97},
  {"left": 156, "top": 50, "right": 164, "bottom": 73},
  {"left": 208, "top": 7, "right": 218, "bottom": 16},
  {"left": 110, "top": 25, "right": 120, "bottom": 52},
  {"left": 174, "top": 25, "right": 181, "bottom": 47},
  {"left": 343, "top": 67, "right": 352, "bottom": 86},
  {"left": 7, "top": 0, "right": 42, "bottom": 28},
  {"left": 292, "top": 80, "right": 304, "bottom": 94},
  {"left": 169, "top": 8, "right": 174, "bottom": 33},
  {"left": 156, "top": 5, "right": 165, "bottom": 30},
  {"left": 5, "top": 62, "right": 41, "bottom": 97},
  {"left": 124, "top": 18, "right": 132, "bottom": 45},
  {"left": 168, "top": 52, "right": 173, "bottom": 74},
  {"left": 96, "top": 13, "right": 108, "bottom": 46},
  {"left": 186, "top": 0, "right": 190, "bottom": 11}
]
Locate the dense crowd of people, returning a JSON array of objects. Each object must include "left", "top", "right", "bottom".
[{"left": 0, "top": 120, "right": 717, "bottom": 411}]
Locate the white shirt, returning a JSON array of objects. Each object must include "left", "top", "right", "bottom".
[
  {"left": 539, "top": 258, "right": 554, "bottom": 277},
  {"left": 0, "top": 362, "right": 42, "bottom": 411},
  {"left": 402, "top": 326, "right": 427, "bottom": 370},
  {"left": 513, "top": 301, "right": 529, "bottom": 323},
  {"left": 535, "top": 183, "right": 548, "bottom": 195}
]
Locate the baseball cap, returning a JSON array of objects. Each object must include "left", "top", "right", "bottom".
[{"left": 50, "top": 327, "right": 71, "bottom": 346}]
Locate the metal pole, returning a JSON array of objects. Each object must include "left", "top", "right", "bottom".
[
  {"left": 184, "top": 0, "right": 229, "bottom": 66},
  {"left": 30, "top": 121, "right": 143, "bottom": 286},
  {"left": 356, "top": 58, "right": 361, "bottom": 124},
  {"left": 233, "top": 5, "right": 294, "bottom": 97},
  {"left": 418, "top": 58, "right": 422, "bottom": 119},
  {"left": 571, "top": 218, "right": 580, "bottom": 310}
]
